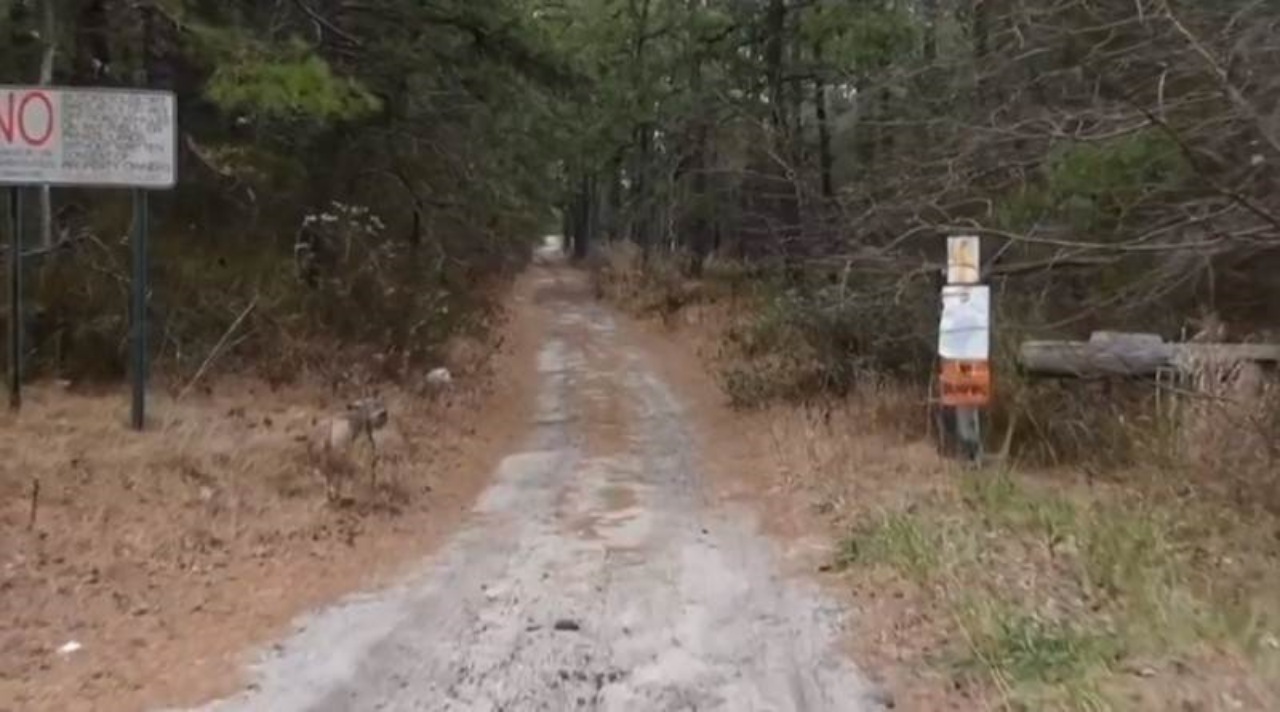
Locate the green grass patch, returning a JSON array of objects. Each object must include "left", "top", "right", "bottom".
[
  {"left": 833, "top": 468, "right": 1280, "bottom": 707},
  {"left": 836, "top": 510, "right": 942, "bottom": 583},
  {"left": 955, "top": 600, "right": 1121, "bottom": 710}
]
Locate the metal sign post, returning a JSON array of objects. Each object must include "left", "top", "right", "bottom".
[
  {"left": 130, "top": 189, "right": 149, "bottom": 429},
  {"left": 0, "top": 85, "right": 176, "bottom": 428},
  {"left": 7, "top": 187, "right": 21, "bottom": 410},
  {"left": 938, "top": 235, "right": 991, "bottom": 463}
]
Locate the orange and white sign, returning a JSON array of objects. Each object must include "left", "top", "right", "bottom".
[
  {"left": 939, "top": 359, "right": 991, "bottom": 407},
  {"left": 940, "top": 235, "right": 992, "bottom": 407}
]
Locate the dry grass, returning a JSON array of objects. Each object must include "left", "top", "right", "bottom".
[
  {"left": 0, "top": 381, "right": 419, "bottom": 710},
  {"left": 598, "top": 252, "right": 1280, "bottom": 710},
  {"left": 590, "top": 241, "right": 717, "bottom": 324},
  {"left": 0, "top": 282, "right": 543, "bottom": 712},
  {"left": 743, "top": 399, "right": 1279, "bottom": 711},
  {"left": 994, "top": 358, "right": 1280, "bottom": 517},
  {"left": 1162, "top": 358, "right": 1280, "bottom": 511}
]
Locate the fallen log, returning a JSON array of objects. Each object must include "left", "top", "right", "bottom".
[{"left": 1018, "top": 332, "right": 1280, "bottom": 377}]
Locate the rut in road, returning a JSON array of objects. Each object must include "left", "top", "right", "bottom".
[{"left": 186, "top": 268, "right": 885, "bottom": 712}]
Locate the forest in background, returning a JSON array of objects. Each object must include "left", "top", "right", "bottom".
[
  {"left": 562, "top": 0, "right": 1280, "bottom": 505},
  {"left": 564, "top": 0, "right": 1280, "bottom": 357},
  {"left": 2, "top": 3, "right": 1279, "bottom": 708},
  {"left": 2, "top": 0, "right": 577, "bottom": 386},
  {"left": 1, "top": 0, "right": 1277, "bottom": 483}
]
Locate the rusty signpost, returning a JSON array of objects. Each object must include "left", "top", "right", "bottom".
[
  {"left": 938, "top": 235, "right": 990, "bottom": 462},
  {"left": 1, "top": 85, "right": 176, "bottom": 429}
]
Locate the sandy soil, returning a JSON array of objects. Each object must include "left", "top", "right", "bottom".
[
  {"left": 0, "top": 277, "right": 544, "bottom": 712},
  {"left": 178, "top": 262, "right": 884, "bottom": 711},
  {"left": 612, "top": 297, "right": 971, "bottom": 711}
]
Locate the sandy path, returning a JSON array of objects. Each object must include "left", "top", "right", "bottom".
[{"left": 180, "top": 260, "right": 882, "bottom": 712}]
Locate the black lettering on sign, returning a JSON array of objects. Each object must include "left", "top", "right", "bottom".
[{"left": 60, "top": 91, "right": 172, "bottom": 180}]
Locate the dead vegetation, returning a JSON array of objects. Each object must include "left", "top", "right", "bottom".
[
  {"left": 0, "top": 287, "right": 540, "bottom": 712},
  {"left": 0, "top": 382, "right": 409, "bottom": 710},
  {"left": 597, "top": 242, "right": 1280, "bottom": 710}
]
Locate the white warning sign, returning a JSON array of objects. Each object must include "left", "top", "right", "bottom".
[
  {"left": 0, "top": 85, "right": 176, "bottom": 188},
  {"left": 939, "top": 284, "right": 990, "bottom": 360}
]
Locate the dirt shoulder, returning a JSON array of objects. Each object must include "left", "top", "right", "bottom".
[{"left": 0, "top": 277, "right": 544, "bottom": 712}]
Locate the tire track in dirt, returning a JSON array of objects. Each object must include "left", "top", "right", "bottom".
[{"left": 183, "top": 261, "right": 885, "bottom": 712}]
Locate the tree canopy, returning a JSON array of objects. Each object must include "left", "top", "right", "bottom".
[{"left": 3, "top": 0, "right": 1279, "bottom": 379}]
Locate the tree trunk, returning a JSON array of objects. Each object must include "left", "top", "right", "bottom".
[
  {"left": 878, "top": 84, "right": 893, "bottom": 163},
  {"left": 813, "top": 41, "right": 833, "bottom": 199},
  {"left": 686, "top": 122, "right": 710, "bottom": 277},
  {"left": 572, "top": 174, "right": 592, "bottom": 261},
  {"left": 923, "top": 0, "right": 938, "bottom": 62},
  {"left": 74, "top": 0, "right": 111, "bottom": 83},
  {"left": 973, "top": 0, "right": 989, "bottom": 60},
  {"left": 763, "top": 0, "right": 802, "bottom": 276},
  {"left": 627, "top": 0, "right": 653, "bottom": 253},
  {"left": 763, "top": 0, "right": 787, "bottom": 133},
  {"left": 630, "top": 123, "right": 652, "bottom": 249},
  {"left": 561, "top": 201, "right": 574, "bottom": 255},
  {"left": 685, "top": 21, "right": 711, "bottom": 277}
]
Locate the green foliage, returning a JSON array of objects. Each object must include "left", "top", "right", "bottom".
[
  {"left": 3, "top": 0, "right": 577, "bottom": 383},
  {"left": 834, "top": 470, "right": 1280, "bottom": 708},
  {"left": 801, "top": 1, "right": 918, "bottom": 69},
  {"left": 204, "top": 44, "right": 380, "bottom": 120},
  {"left": 955, "top": 603, "right": 1121, "bottom": 709},
  {"left": 836, "top": 511, "right": 942, "bottom": 583},
  {"left": 996, "top": 130, "right": 1189, "bottom": 232},
  {"left": 1047, "top": 131, "right": 1187, "bottom": 203},
  {"left": 969, "top": 610, "right": 1121, "bottom": 686},
  {"left": 1079, "top": 503, "right": 1178, "bottom": 605},
  {"left": 717, "top": 277, "right": 936, "bottom": 407}
]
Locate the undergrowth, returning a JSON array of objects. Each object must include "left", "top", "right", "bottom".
[
  {"left": 836, "top": 469, "right": 1280, "bottom": 710},
  {"left": 592, "top": 241, "right": 1280, "bottom": 707},
  {"left": 595, "top": 240, "right": 1280, "bottom": 512},
  {"left": 714, "top": 276, "right": 936, "bottom": 408},
  {"left": 16, "top": 198, "right": 519, "bottom": 391}
]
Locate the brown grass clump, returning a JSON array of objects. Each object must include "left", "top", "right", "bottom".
[
  {"left": 0, "top": 261, "right": 544, "bottom": 712},
  {"left": 757, "top": 399, "right": 1280, "bottom": 711},
  {"left": 0, "top": 346, "right": 532, "bottom": 712},
  {"left": 1165, "top": 358, "right": 1280, "bottom": 511},
  {"left": 994, "top": 356, "right": 1280, "bottom": 516},
  {"left": 0, "top": 381, "right": 417, "bottom": 706}
]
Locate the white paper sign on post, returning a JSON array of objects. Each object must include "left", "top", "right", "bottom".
[
  {"left": 0, "top": 85, "right": 177, "bottom": 188},
  {"left": 938, "top": 284, "right": 990, "bottom": 360}
]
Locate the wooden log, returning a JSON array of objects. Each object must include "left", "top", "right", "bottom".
[
  {"left": 1174, "top": 343, "right": 1280, "bottom": 367},
  {"left": 1019, "top": 332, "right": 1280, "bottom": 377},
  {"left": 1019, "top": 338, "right": 1174, "bottom": 377}
]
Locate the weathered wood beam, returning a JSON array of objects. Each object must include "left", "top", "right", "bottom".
[
  {"left": 1018, "top": 332, "right": 1280, "bottom": 377},
  {"left": 1019, "top": 338, "right": 1172, "bottom": 377}
]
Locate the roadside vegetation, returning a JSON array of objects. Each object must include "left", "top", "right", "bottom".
[
  {"left": 3, "top": 0, "right": 568, "bottom": 389},
  {"left": 4, "top": 0, "right": 1280, "bottom": 709},
  {"left": 574, "top": 0, "right": 1280, "bottom": 707},
  {"left": 2, "top": 2, "right": 561, "bottom": 708},
  {"left": 596, "top": 242, "right": 1280, "bottom": 709},
  {"left": 838, "top": 469, "right": 1280, "bottom": 709}
]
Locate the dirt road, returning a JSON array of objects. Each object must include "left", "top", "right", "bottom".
[{"left": 182, "top": 260, "right": 883, "bottom": 712}]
